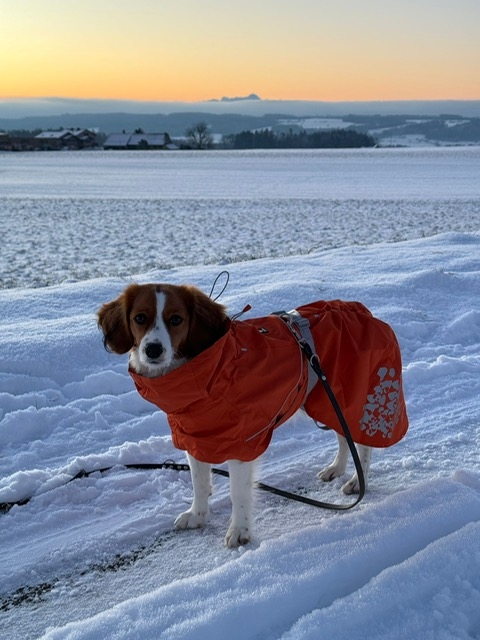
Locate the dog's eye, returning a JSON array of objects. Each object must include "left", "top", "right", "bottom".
[
  {"left": 169, "top": 315, "right": 183, "bottom": 327},
  {"left": 134, "top": 313, "right": 147, "bottom": 325}
]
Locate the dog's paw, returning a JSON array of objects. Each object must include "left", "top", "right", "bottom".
[
  {"left": 174, "top": 509, "right": 207, "bottom": 530},
  {"left": 318, "top": 463, "right": 345, "bottom": 482},
  {"left": 225, "top": 526, "right": 250, "bottom": 548},
  {"left": 341, "top": 475, "right": 366, "bottom": 495}
]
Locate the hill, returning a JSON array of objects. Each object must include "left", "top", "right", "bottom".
[{"left": 1, "top": 98, "right": 479, "bottom": 143}]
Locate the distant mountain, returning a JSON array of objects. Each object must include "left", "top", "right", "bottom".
[{"left": 208, "top": 93, "right": 262, "bottom": 102}]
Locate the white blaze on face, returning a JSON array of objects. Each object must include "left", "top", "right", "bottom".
[{"left": 138, "top": 291, "right": 175, "bottom": 372}]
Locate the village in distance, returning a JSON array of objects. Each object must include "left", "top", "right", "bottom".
[{"left": 1, "top": 106, "right": 480, "bottom": 151}]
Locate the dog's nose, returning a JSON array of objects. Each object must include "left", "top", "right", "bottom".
[{"left": 145, "top": 342, "right": 164, "bottom": 360}]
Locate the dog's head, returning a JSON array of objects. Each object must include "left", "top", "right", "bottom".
[{"left": 97, "top": 283, "right": 228, "bottom": 376}]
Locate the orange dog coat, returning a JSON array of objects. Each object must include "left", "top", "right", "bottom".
[{"left": 130, "top": 300, "right": 408, "bottom": 464}]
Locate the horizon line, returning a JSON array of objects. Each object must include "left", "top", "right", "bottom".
[{"left": 2, "top": 95, "right": 480, "bottom": 104}]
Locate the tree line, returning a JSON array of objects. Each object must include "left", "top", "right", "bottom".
[{"left": 223, "top": 128, "right": 375, "bottom": 149}]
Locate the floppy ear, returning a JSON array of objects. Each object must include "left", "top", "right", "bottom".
[
  {"left": 97, "top": 292, "right": 134, "bottom": 354},
  {"left": 183, "top": 286, "right": 228, "bottom": 358}
]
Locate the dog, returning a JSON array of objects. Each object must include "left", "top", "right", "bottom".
[{"left": 98, "top": 283, "right": 408, "bottom": 547}]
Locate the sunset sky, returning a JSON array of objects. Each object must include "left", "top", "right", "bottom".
[{"left": 1, "top": 0, "right": 479, "bottom": 103}]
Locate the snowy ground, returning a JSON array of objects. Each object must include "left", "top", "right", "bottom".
[
  {"left": 1, "top": 148, "right": 480, "bottom": 289},
  {"left": 0, "top": 150, "right": 479, "bottom": 639}
]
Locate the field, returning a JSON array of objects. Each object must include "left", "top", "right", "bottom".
[
  {"left": 0, "top": 148, "right": 479, "bottom": 639},
  {"left": 1, "top": 147, "right": 479, "bottom": 289}
]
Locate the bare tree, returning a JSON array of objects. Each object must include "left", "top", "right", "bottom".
[{"left": 185, "top": 121, "right": 214, "bottom": 149}]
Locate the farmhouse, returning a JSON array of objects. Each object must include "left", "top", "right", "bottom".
[
  {"left": 103, "top": 132, "right": 177, "bottom": 150},
  {"left": 0, "top": 133, "right": 37, "bottom": 151},
  {"left": 34, "top": 129, "right": 97, "bottom": 150}
]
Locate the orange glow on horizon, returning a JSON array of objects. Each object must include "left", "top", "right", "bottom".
[{"left": 1, "top": 0, "right": 479, "bottom": 104}]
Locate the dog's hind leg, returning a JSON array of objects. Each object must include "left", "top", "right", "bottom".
[
  {"left": 318, "top": 432, "right": 349, "bottom": 482},
  {"left": 318, "top": 433, "right": 371, "bottom": 494},
  {"left": 174, "top": 453, "right": 212, "bottom": 530},
  {"left": 341, "top": 444, "right": 371, "bottom": 495},
  {"left": 225, "top": 459, "right": 256, "bottom": 548}
]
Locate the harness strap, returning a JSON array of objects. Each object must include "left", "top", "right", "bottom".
[
  {"left": 284, "top": 309, "right": 319, "bottom": 395},
  {"left": 271, "top": 309, "right": 318, "bottom": 396},
  {"left": 274, "top": 309, "right": 366, "bottom": 508}
]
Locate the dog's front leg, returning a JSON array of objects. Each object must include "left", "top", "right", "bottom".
[
  {"left": 174, "top": 453, "right": 211, "bottom": 530},
  {"left": 225, "top": 459, "right": 255, "bottom": 548}
]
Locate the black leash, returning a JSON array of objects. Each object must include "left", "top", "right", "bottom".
[
  {"left": 1, "top": 382, "right": 365, "bottom": 516},
  {"left": 296, "top": 338, "right": 366, "bottom": 507},
  {"left": 1, "top": 406, "right": 365, "bottom": 516},
  {"left": 1, "top": 451, "right": 360, "bottom": 514},
  {"left": 275, "top": 311, "right": 366, "bottom": 509}
]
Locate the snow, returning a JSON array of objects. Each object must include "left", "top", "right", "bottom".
[
  {"left": 1, "top": 148, "right": 480, "bottom": 289},
  {"left": 278, "top": 117, "right": 355, "bottom": 130},
  {"left": 0, "top": 149, "right": 479, "bottom": 639}
]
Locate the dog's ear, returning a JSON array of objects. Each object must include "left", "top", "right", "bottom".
[
  {"left": 183, "top": 286, "right": 228, "bottom": 358},
  {"left": 97, "top": 291, "right": 134, "bottom": 354}
]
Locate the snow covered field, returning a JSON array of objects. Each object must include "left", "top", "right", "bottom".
[
  {"left": 1, "top": 148, "right": 480, "bottom": 289},
  {"left": 0, "top": 149, "right": 479, "bottom": 639}
]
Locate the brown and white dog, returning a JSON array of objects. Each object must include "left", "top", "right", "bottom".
[{"left": 97, "top": 283, "right": 379, "bottom": 547}]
